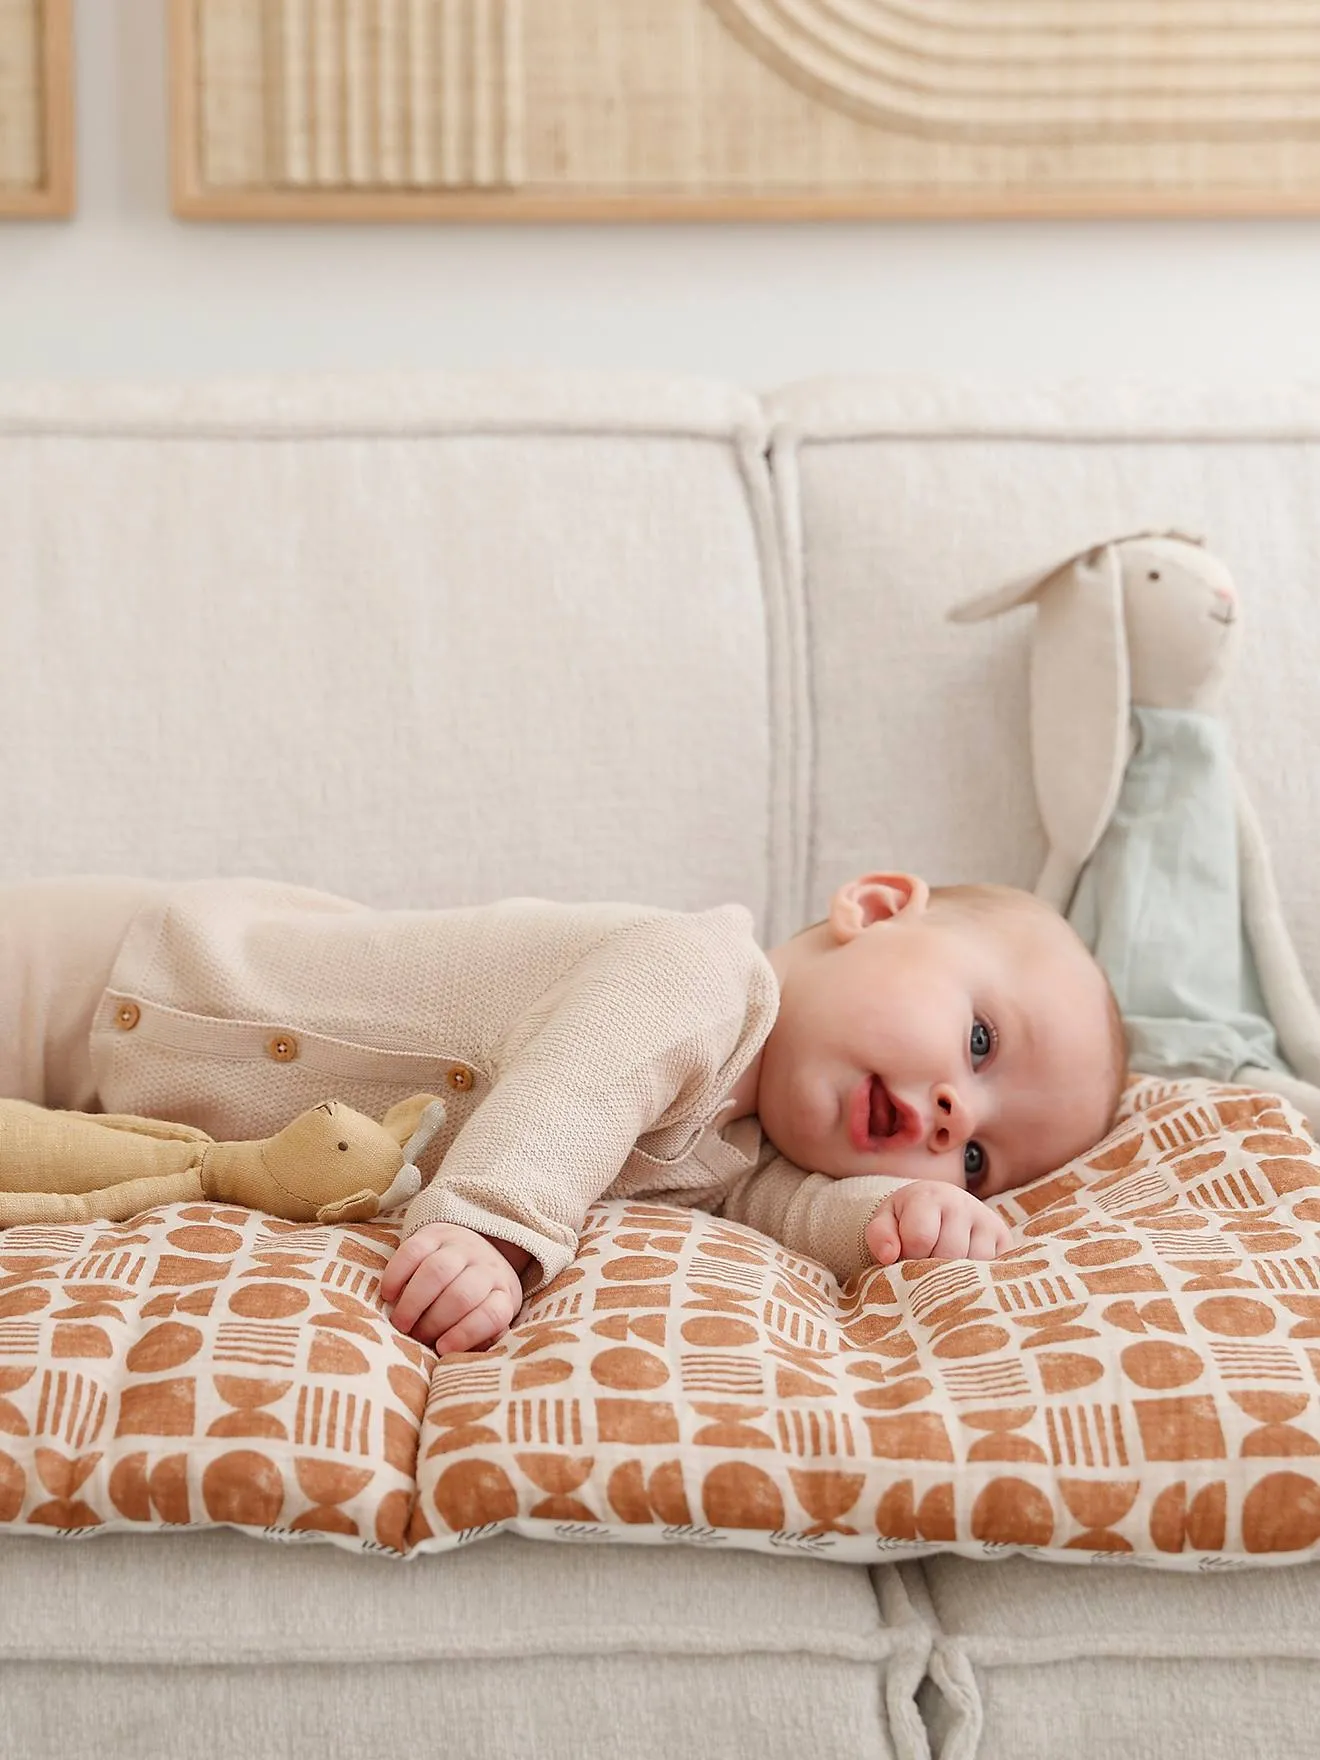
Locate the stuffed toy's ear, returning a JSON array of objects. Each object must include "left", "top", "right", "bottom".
[
  {"left": 375, "top": 1094, "right": 446, "bottom": 1215},
  {"left": 381, "top": 1093, "right": 447, "bottom": 1154},
  {"left": 947, "top": 531, "right": 1200, "bottom": 627},
  {"left": 375, "top": 1162, "right": 424, "bottom": 1211},
  {"left": 400, "top": 1099, "right": 447, "bottom": 1167},
  {"left": 947, "top": 555, "right": 1076, "bottom": 624},
  {"left": 1028, "top": 545, "right": 1131, "bottom": 905},
  {"left": 950, "top": 543, "right": 1131, "bottom": 910}
]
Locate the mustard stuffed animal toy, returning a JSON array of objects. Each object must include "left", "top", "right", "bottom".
[{"left": 0, "top": 1092, "right": 447, "bottom": 1227}]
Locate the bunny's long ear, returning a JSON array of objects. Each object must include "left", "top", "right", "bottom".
[
  {"left": 948, "top": 530, "right": 1197, "bottom": 627},
  {"left": 951, "top": 543, "right": 1131, "bottom": 911},
  {"left": 947, "top": 554, "right": 1077, "bottom": 624},
  {"left": 1029, "top": 546, "right": 1131, "bottom": 904}
]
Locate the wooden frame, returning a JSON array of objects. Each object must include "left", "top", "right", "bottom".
[
  {"left": 0, "top": 0, "right": 74, "bottom": 218},
  {"left": 170, "top": 0, "right": 1320, "bottom": 223}
]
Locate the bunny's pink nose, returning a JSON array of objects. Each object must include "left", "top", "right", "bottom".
[{"left": 1213, "top": 584, "right": 1234, "bottom": 601}]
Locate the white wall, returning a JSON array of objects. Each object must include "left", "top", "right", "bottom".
[{"left": 4, "top": 0, "right": 1320, "bottom": 388}]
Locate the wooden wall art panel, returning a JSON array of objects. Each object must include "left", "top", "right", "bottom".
[
  {"left": 0, "top": 0, "right": 73, "bottom": 217},
  {"left": 172, "top": 0, "right": 1320, "bottom": 220}
]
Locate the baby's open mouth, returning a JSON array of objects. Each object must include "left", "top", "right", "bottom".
[
  {"left": 869, "top": 1077, "right": 897, "bottom": 1139},
  {"left": 850, "top": 1074, "right": 916, "bottom": 1154}
]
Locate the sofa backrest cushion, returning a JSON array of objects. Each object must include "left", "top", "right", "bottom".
[
  {"left": 768, "top": 381, "right": 1320, "bottom": 987},
  {"left": 0, "top": 375, "right": 785, "bottom": 933},
  {"left": 6, "top": 374, "right": 1320, "bottom": 980}
]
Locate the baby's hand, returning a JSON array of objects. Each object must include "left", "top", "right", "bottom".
[
  {"left": 865, "top": 1182, "right": 1011, "bottom": 1267},
  {"left": 380, "top": 1222, "right": 524, "bottom": 1353}
]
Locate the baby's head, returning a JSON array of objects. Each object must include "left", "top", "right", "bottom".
[{"left": 756, "top": 871, "right": 1126, "bottom": 1199}]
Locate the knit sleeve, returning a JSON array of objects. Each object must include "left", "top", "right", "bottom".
[
  {"left": 399, "top": 908, "right": 777, "bottom": 1298},
  {"left": 718, "top": 1154, "right": 909, "bottom": 1284}
]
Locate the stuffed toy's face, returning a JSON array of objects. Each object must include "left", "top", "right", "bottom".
[
  {"left": 1120, "top": 537, "right": 1239, "bottom": 712},
  {"left": 263, "top": 1100, "right": 404, "bottom": 1204}
]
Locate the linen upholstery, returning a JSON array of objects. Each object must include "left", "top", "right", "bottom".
[
  {"left": 908, "top": 1555, "right": 1320, "bottom": 1760},
  {"left": 0, "top": 369, "right": 892, "bottom": 1760},
  {"left": 0, "top": 373, "right": 788, "bottom": 935},
  {"left": 0, "top": 1530, "right": 924, "bottom": 1760}
]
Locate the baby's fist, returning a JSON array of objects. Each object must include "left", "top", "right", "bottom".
[
  {"left": 380, "top": 1222, "right": 524, "bottom": 1353},
  {"left": 865, "top": 1182, "right": 1010, "bottom": 1267}
]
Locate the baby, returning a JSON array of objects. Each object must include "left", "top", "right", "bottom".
[
  {"left": 0, "top": 869, "right": 1125, "bottom": 1355},
  {"left": 384, "top": 869, "right": 1125, "bottom": 1348}
]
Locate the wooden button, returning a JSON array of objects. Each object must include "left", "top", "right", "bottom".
[
  {"left": 446, "top": 1066, "right": 475, "bottom": 1091},
  {"left": 267, "top": 1033, "right": 299, "bottom": 1062},
  {"left": 114, "top": 1002, "right": 140, "bottom": 1031}
]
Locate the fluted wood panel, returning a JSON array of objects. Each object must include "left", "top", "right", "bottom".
[
  {"left": 279, "top": 0, "right": 519, "bottom": 186},
  {"left": 172, "top": 0, "right": 1320, "bottom": 218},
  {"left": 0, "top": 0, "right": 72, "bottom": 216}
]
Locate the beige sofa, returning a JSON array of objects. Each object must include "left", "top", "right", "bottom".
[{"left": 2, "top": 371, "right": 1319, "bottom": 1760}]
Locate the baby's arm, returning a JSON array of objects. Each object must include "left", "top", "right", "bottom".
[
  {"left": 721, "top": 1157, "right": 1009, "bottom": 1279},
  {"left": 385, "top": 914, "right": 771, "bottom": 1349},
  {"left": 380, "top": 1043, "right": 635, "bottom": 1351}
]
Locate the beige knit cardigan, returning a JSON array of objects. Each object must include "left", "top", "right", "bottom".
[{"left": 77, "top": 879, "right": 899, "bottom": 1294}]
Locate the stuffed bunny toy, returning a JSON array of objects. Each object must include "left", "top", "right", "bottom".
[
  {"left": 949, "top": 532, "right": 1320, "bottom": 1129},
  {"left": 0, "top": 1091, "right": 447, "bottom": 1227}
]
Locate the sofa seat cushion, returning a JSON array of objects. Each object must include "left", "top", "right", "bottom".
[
  {"left": 4, "top": 1075, "right": 1320, "bottom": 1571},
  {"left": 0, "top": 1531, "right": 920, "bottom": 1760},
  {"left": 907, "top": 1552, "right": 1320, "bottom": 1760}
]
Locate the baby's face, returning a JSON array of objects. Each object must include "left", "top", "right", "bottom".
[{"left": 757, "top": 880, "right": 1118, "bottom": 1198}]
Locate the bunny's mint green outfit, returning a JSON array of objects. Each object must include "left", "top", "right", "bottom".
[{"left": 1067, "top": 707, "right": 1290, "bottom": 1083}]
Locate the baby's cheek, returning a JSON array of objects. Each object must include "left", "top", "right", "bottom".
[{"left": 755, "top": 1084, "right": 819, "bottom": 1169}]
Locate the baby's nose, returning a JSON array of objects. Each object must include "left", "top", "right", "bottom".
[{"left": 928, "top": 1085, "right": 968, "bottom": 1151}]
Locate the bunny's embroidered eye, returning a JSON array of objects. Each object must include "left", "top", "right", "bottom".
[
  {"left": 1148, "top": 569, "right": 1161, "bottom": 581},
  {"left": 338, "top": 1141, "right": 349, "bottom": 1151}
]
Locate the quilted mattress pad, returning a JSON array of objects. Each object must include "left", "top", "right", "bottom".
[{"left": 2, "top": 1076, "right": 1319, "bottom": 1570}]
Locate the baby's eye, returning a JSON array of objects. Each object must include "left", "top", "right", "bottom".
[
  {"left": 969, "top": 1019, "right": 995, "bottom": 1066},
  {"left": 964, "top": 1141, "right": 987, "bottom": 1188}
]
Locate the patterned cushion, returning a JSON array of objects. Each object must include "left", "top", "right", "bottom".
[
  {"left": 0, "top": 1207, "right": 432, "bottom": 1552},
  {"left": 4, "top": 1077, "right": 1320, "bottom": 1569}
]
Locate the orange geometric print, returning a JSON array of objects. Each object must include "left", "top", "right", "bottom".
[
  {"left": 3, "top": 1079, "right": 1320, "bottom": 1567},
  {"left": 411, "top": 1077, "right": 1320, "bottom": 1567},
  {"left": 0, "top": 1205, "right": 428, "bottom": 1549}
]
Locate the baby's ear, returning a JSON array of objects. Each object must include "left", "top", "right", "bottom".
[{"left": 829, "top": 872, "right": 929, "bottom": 938}]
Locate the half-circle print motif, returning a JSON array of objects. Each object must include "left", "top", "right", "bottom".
[{"left": 704, "top": 1, "right": 1320, "bottom": 140}]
